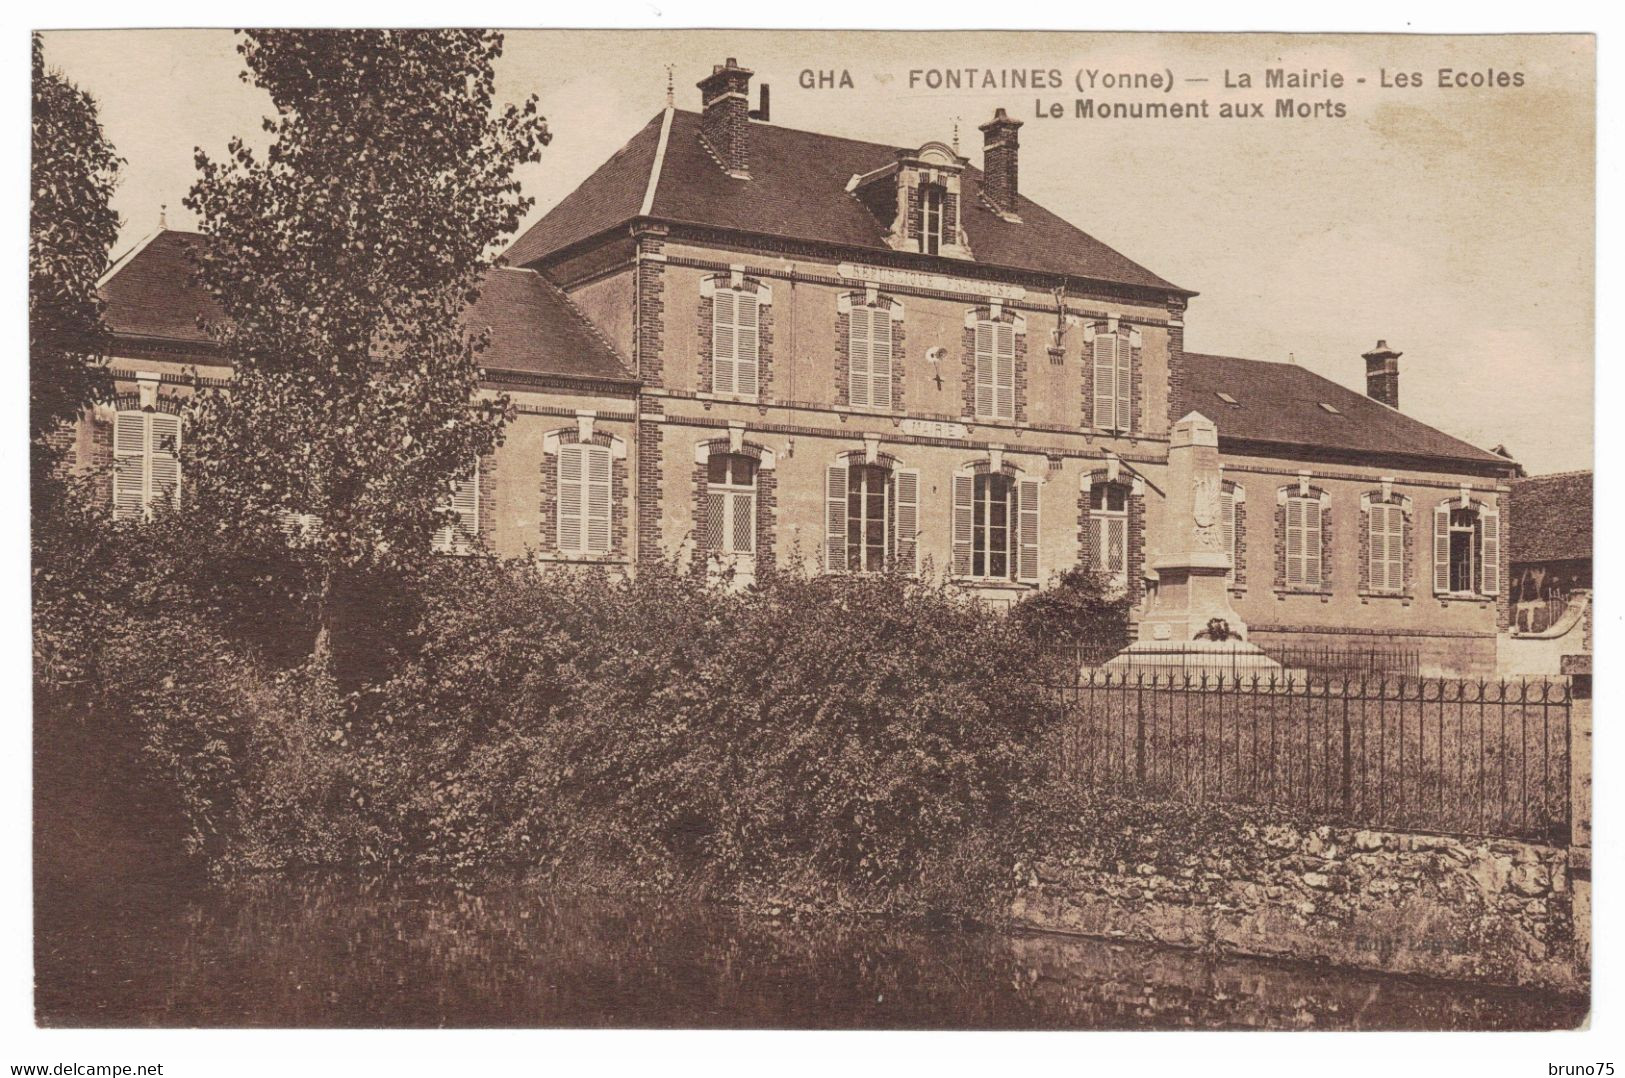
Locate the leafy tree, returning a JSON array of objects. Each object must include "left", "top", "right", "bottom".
[
  {"left": 30, "top": 33, "right": 121, "bottom": 495},
  {"left": 182, "top": 29, "right": 551, "bottom": 669}
]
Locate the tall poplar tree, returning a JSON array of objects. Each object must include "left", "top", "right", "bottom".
[
  {"left": 30, "top": 33, "right": 121, "bottom": 495},
  {"left": 182, "top": 30, "right": 550, "bottom": 668}
]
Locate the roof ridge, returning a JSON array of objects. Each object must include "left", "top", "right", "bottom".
[{"left": 1515, "top": 469, "right": 1592, "bottom": 481}]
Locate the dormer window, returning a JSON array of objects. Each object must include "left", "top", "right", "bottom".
[{"left": 920, "top": 184, "right": 945, "bottom": 255}]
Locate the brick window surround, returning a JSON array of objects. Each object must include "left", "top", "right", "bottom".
[
  {"left": 540, "top": 422, "right": 629, "bottom": 561},
  {"left": 1358, "top": 487, "right": 1413, "bottom": 600},
  {"left": 1080, "top": 321, "right": 1143, "bottom": 435},
  {"left": 690, "top": 435, "right": 779, "bottom": 579},
  {"left": 835, "top": 289, "right": 906, "bottom": 412},
  {"left": 961, "top": 304, "right": 1027, "bottom": 425},
  {"left": 1078, "top": 469, "right": 1145, "bottom": 605},
  {"left": 698, "top": 272, "right": 774, "bottom": 401},
  {"left": 1274, "top": 483, "right": 1333, "bottom": 596},
  {"left": 1222, "top": 479, "right": 1248, "bottom": 593}
]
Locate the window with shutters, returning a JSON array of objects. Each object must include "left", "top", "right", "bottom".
[
  {"left": 1085, "top": 482, "right": 1130, "bottom": 584},
  {"left": 112, "top": 409, "right": 181, "bottom": 521},
  {"left": 825, "top": 459, "right": 918, "bottom": 575},
  {"left": 710, "top": 287, "right": 761, "bottom": 399},
  {"left": 847, "top": 303, "right": 894, "bottom": 411},
  {"left": 1365, "top": 499, "right": 1406, "bottom": 594},
  {"left": 1434, "top": 499, "right": 1499, "bottom": 597},
  {"left": 1220, "top": 482, "right": 1242, "bottom": 585},
  {"left": 432, "top": 463, "right": 480, "bottom": 555},
  {"left": 1090, "top": 330, "right": 1133, "bottom": 433},
  {"left": 974, "top": 318, "right": 1017, "bottom": 422},
  {"left": 557, "top": 442, "right": 613, "bottom": 556},
  {"left": 1283, "top": 493, "right": 1325, "bottom": 590},
  {"left": 955, "top": 469, "right": 1041, "bottom": 583},
  {"left": 919, "top": 184, "right": 945, "bottom": 255},
  {"left": 703, "top": 453, "right": 757, "bottom": 557}
]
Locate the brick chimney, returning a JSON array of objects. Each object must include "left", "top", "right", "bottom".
[
  {"left": 1362, "top": 340, "right": 1402, "bottom": 408},
  {"left": 978, "top": 107, "right": 1023, "bottom": 217},
  {"left": 697, "top": 57, "right": 753, "bottom": 179}
]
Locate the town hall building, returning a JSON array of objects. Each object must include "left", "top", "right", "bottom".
[{"left": 80, "top": 57, "right": 1521, "bottom": 676}]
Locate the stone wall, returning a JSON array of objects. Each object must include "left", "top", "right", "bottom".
[{"left": 1011, "top": 801, "right": 1586, "bottom": 995}]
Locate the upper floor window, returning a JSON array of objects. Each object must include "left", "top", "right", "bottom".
[
  {"left": 1085, "top": 481, "right": 1130, "bottom": 584},
  {"left": 1091, "top": 330, "right": 1132, "bottom": 433},
  {"left": 974, "top": 318, "right": 1017, "bottom": 422},
  {"left": 703, "top": 453, "right": 757, "bottom": 557},
  {"left": 848, "top": 303, "right": 894, "bottom": 411},
  {"left": 1434, "top": 499, "right": 1500, "bottom": 596},
  {"left": 432, "top": 465, "right": 480, "bottom": 555},
  {"left": 112, "top": 409, "right": 180, "bottom": 521},
  {"left": 711, "top": 287, "right": 761, "bottom": 398},
  {"left": 825, "top": 459, "right": 918, "bottom": 574},
  {"left": 1284, "top": 492, "right": 1324, "bottom": 589},
  {"left": 1367, "top": 500, "right": 1405, "bottom": 594},
  {"left": 558, "top": 442, "right": 612, "bottom": 556},
  {"left": 919, "top": 184, "right": 945, "bottom": 255}
]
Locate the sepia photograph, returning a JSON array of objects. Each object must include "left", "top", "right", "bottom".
[{"left": 25, "top": 19, "right": 1597, "bottom": 1053}]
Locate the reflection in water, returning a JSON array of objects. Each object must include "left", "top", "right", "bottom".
[{"left": 36, "top": 878, "right": 1585, "bottom": 1029}]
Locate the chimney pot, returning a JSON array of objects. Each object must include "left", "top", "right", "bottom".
[
  {"left": 978, "top": 106, "right": 1024, "bottom": 217},
  {"left": 1362, "top": 339, "right": 1403, "bottom": 409}
]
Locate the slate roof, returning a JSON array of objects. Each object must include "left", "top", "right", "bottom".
[
  {"left": 1508, "top": 471, "right": 1592, "bottom": 564},
  {"left": 98, "top": 229, "right": 634, "bottom": 385},
  {"left": 1177, "top": 352, "right": 1509, "bottom": 470},
  {"left": 503, "top": 109, "right": 1188, "bottom": 295}
]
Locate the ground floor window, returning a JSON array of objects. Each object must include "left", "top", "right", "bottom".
[
  {"left": 972, "top": 471, "right": 1016, "bottom": 580},
  {"left": 1086, "top": 482, "right": 1129, "bottom": 582},
  {"left": 704, "top": 453, "right": 757, "bottom": 556}
]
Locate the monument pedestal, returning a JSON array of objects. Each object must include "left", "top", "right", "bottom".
[{"left": 1098, "top": 411, "right": 1286, "bottom": 683}]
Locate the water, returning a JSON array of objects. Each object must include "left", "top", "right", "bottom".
[{"left": 36, "top": 878, "right": 1585, "bottom": 1030}]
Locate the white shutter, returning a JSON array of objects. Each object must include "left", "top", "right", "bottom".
[
  {"left": 825, "top": 465, "right": 848, "bottom": 572},
  {"left": 434, "top": 463, "right": 480, "bottom": 554},
  {"left": 1480, "top": 503, "right": 1501, "bottom": 595},
  {"left": 974, "top": 321, "right": 994, "bottom": 418},
  {"left": 1303, "top": 497, "right": 1323, "bottom": 587},
  {"left": 1367, "top": 505, "right": 1385, "bottom": 592},
  {"left": 994, "top": 322, "right": 1016, "bottom": 421},
  {"left": 585, "top": 446, "right": 612, "bottom": 555},
  {"left": 112, "top": 412, "right": 146, "bottom": 520},
  {"left": 1285, "top": 497, "right": 1305, "bottom": 587},
  {"left": 895, "top": 468, "right": 919, "bottom": 575},
  {"left": 1221, "top": 488, "right": 1237, "bottom": 573},
  {"left": 1387, "top": 508, "right": 1405, "bottom": 591},
  {"left": 849, "top": 307, "right": 872, "bottom": 408},
  {"left": 1115, "top": 335, "right": 1133, "bottom": 432},
  {"left": 952, "top": 473, "right": 974, "bottom": 576},
  {"left": 557, "top": 444, "right": 585, "bottom": 554},
  {"left": 870, "top": 310, "right": 893, "bottom": 411},
  {"left": 1017, "top": 478, "right": 1040, "bottom": 583},
  {"left": 712, "top": 290, "right": 737, "bottom": 396},
  {"left": 1092, "top": 335, "right": 1117, "bottom": 430},
  {"left": 1433, "top": 501, "right": 1452, "bottom": 594},
  {"left": 735, "top": 292, "right": 759, "bottom": 398}
]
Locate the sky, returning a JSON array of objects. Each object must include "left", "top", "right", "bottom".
[{"left": 38, "top": 29, "right": 1595, "bottom": 475}]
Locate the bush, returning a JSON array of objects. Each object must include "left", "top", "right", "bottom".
[
  {"left": 36, "top": 480, "right": 1132, "bottom": 920},
  {"left": 343, "top": 563, "right": 1056, "bottom": 916}
]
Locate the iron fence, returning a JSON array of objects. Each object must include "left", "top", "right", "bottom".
[{"left": 1052, "top": 673, "right": 1571, "bottom": 843}]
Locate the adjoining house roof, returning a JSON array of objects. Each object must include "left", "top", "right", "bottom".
[
  {"left": 97, "top": 229, "right": 634, "bottom": 385},
  {"left": 1508, "top": 470, "right": 1592, "bottom": 565},
  {"left": 1177, "top": 352, "right": 1509, "bottom": 470},
  {"left": 503, "top": 109, "right": 1188, "bottom": 295}
]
